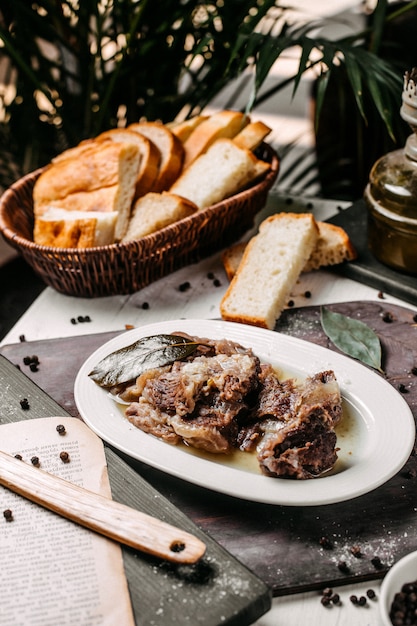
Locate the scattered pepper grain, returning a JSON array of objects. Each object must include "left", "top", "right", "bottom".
[
  {"left": 398, "top": 383, "right": 409, "bottom": 394},
  {"left": 178, "top": 281, "right": 191, "bottom": 292},
  {"left": 366, "top": 589, "right": 376, "bottom": 600},
  {"left": 350, "top": 545, "right": 362, "bottom": 558},
  {"left": 141, "top": 302, "right": 149, "bottom": 310},
  {"left": 14, "top": 454, "right": 22, "bottom": 460},
  {"left": 371, "top": 555, "right": 383, "bottom": 570},
  {"left": 337, "top": 561, "right": 350, "bottom": 574},
  {"left": 56, "top": 424, "right": 66, "bottom": 436},
  {"left": 319, "top": 536, "right": 333, "bottom": 549},
  {"left": 19, "top": 398, "right": 30, "bottom": 410},
  {"left": 59, "top": 451, "right": 70, "bottom": 463},
  {"left": 3, "top": 509, "right": 13, "bottom": 522},
  {"left": 382, "top": 311, "right": 394, "bottom": 323},
  {"left": 31, "top": 456, "right": 40, "bottom": 467},
  {"left": 19, "top": 334, "right": 26, "bottom": 342}
]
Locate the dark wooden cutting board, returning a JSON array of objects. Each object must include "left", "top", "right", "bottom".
[
  {"left": 0, "top": 357, "right": 272, "bottom": 625},
  {"left": 1, "top": 300, "right": 417, "bottom": 597}
]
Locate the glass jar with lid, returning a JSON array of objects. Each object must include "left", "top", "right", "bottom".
[{"left": 364, "top": 68, "right": 417, "bottom": 274}]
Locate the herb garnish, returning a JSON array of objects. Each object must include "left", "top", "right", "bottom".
[
  {"left": 89, "top": 334, "right": 202, "bottom": 388},
  {"left": 320, "top": 307, "right": 383, "bottom": 373}
]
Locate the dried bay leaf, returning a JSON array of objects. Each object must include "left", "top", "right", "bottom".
[
  {"left": 320, "top": 307, "right": 383, "bottom": 373},
  {"left": 89, "top": 334, "right": 202, "bottom": 387}
]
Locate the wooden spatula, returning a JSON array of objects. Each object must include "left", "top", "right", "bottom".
[{"left": 0, "top": 450, "right": 206, "bottom": 564}]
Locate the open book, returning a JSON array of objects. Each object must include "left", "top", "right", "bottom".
[{"left": 0, "top": 416, "right": 134, "bottom": 626}]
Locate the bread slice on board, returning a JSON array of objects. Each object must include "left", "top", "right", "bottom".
[
  {"left": 169, "top": 138, "right": 270, "bottom": 209},
  {"left": 222, "top": 221, "right": 357, "bottom": 280},
  {"left": 303, "top": 222, "right": 357, "bottom": 271},
  {"left": 182, "top": 110, "right": 249, "bottom": 168},
  {"left": 128, "top": 122, "right": 184, "bottom": 192},
  {"left": 220, "top": 213, "right": 319, "bottom": 330},
  {"left": 122, "top": 192, "right": 198, "bottom": 241},
  {"left": 33, "top": 207, "right": 117, "bottom": 248}
]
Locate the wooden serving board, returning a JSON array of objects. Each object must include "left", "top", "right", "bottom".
[
  {"left": 0, "top": 357, "right": 271, "bottom": 625},
  {"left": 1, "top": 300, "right": 417, "bottom": 597}
]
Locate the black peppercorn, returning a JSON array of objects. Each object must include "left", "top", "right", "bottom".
[
  {"left": 350, "top": 545, "right": 362, "bottom": 558},
  {"left": 178, "top": 281, "right": 191, "bottom": 292},
  {"left": 3, "top": 509, "right": 13, "bottom": 522},
  {"left": 60, "top": 451, "right": 70, "bottom": 463},
  {"left": 350, "top": 595, "right": 358, "bottom": 605},
  {"left": 31, "top": 456, "right": 40, "bottom": 467},
  {"left": 319, "top": 536, "right": 333, "bottom": 549},
  {"left": 287, "top": 300, "right": 294, "bottom": 308},
  {"left": 382, "top": 311, "right": 394, "bottom": 323},
  {"left": 337, "top": 560, "right": 350, "bottom": 573},
  {"left": 371, "top": 555, "right": 383, "bottom": 569},
  {"left": 358, "top": 596, "right": 367, "bottom": 606},
  {"left": 14, "top": 454, "right": 22, "bottom": 460},
  {"left": 20, "top": 398, "right": 30, "bottom": 410},
  {"left": 56, "top": 424, "right": 66, "bottom": 436},
  {"left": 366, "top": 589, "right": 376, "bottom": 600}
]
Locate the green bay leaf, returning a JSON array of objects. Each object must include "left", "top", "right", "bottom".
[
  {"left": 320, "top": 307, "right": 383, "bottom": 373},
  {"left": 89, "top": 334, "right": 202, "bottom": 387}
]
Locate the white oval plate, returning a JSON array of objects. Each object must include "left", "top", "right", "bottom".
[{"left": 74, "top": 319, "right": 415, "bottom": 506}]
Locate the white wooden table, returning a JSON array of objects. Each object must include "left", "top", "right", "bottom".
[{"left": 1, "top": 193, "right": 415, "bottom": 625}]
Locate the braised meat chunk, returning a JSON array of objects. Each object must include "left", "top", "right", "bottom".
[
  {"left": 253, "top": 368, "right": 343, "bottom": 479},
  {"left": 123, "top": 334, "right": 343, "bottom": 478},
  {"left": 126, "top": 349, "right": 261, "bottom": 453}
]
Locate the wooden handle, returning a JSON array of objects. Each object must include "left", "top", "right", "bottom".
[{"left": 0, "top": 450, "right": 206, "bottom": 564}]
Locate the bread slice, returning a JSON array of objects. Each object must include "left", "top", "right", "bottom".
[
  {"left": 96, "top": 128, "right": 160, "bottom": 199},
  {"left": 167, "top": 115, "right": 209, "bottom": 142},
  {"left": 34, "top": 207, "right": 117, "bottom": 248},
  {"left": 128, "top": 121, "right": 184, "bottom": 192},
  {"left": 220, "top": 213, "right": 319, "bottom": 330},
  {"left": 182, "top": 110, "right": 249, "bottom": 168},
  {"left": 222, "top": 221, "right": 357, "bottom": 280},
  {"left": 122, "top": 192, "right": 198, "bottom": 242},
  {"left": 33, "top": 142, "right": 140, "bottom": 241},
  {"left": 303, "top": 222, "right": 357, "bottom": 271},
  {"left": 34, "top": 141, "right": 139, "bottom": 208},
  {"left": 169, "top": 138, "right": 270, "bottom": 209},
  {"left": 233, "top": 121, "right": 272, "bottom": 151}
]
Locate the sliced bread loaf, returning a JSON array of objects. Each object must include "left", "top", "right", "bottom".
[
  {"left": 220, "top": 213, "right": 319, "bottom": 330},
  {"left": 96, "top": 128, "right": 160, "bottom": 199},
  {"left": 182, "top": 110, "right": 249, "bottom": 168},
  {"left": 167, "top": 115, "right": 209, "bottom": 142},
  {"left": 34, "top": 207, "right": 117, "bottom": 248},
  {"left": 222, "top": 221, "right": 357, "bottom": 280},
  {"left": 122, "top": 192, "right": 198, "bottom": 241},
  {"left": 303, "top": 222, "right": 357, "bottom": 271},
  {"left": 233, "top": 120, "right": 272, "bottom": 151},
  {"left": 128, "top": 121, "right": 184, "bottom": 192},
  {"left": 169, "top": 138, "right": 270, "bottom": 209}
]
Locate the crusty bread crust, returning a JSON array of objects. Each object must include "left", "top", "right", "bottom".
[
  {"left": 128, "top": 122, "right": 184, "bottom": 192},
  {"left": 233, "top": 121, "right": 272, "bottom": 151},
  {"left": 220, "top": 213, "right": 319, "bottom": 330},
  {"left": 96, "top": 128, "right": 160, "bottom": 199},
  {"left": 182, "top": 110, "right": 249, "bottom": 168},
  {"left": 33, "top": 142, "right": 139, "bottom": 209},
  {"left": 303, "top": 222, "right": 357, "bottom": 271},
  {"left": 167, "top": 115, "right": 209, "bottom": 142},
  {"left": 34, "top": 209, "right": 117, "bottom": 248}
]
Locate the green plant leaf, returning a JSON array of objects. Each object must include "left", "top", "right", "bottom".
[
  {"left": 89, "top": 334, "right": 202, "bottom": 388},
  {"left": 320, "top": 307, "right": 383, "bottom": 373}
]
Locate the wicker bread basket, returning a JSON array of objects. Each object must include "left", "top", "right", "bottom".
[{"left": 0, "top": 144, "right": 279, "bottom": 298}]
